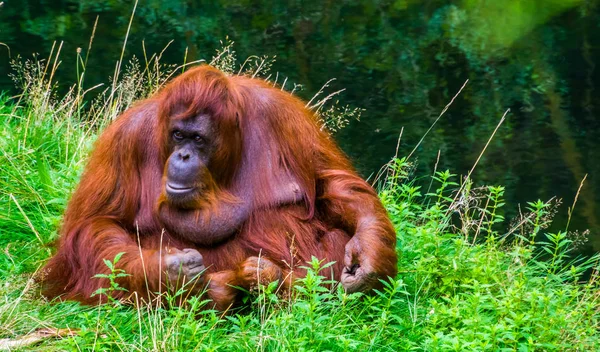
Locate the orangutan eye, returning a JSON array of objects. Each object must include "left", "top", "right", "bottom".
[
  {"left": 172, "top": 131, "right": 184, "bottom": 141},
  {"left": 194, "top": 135, "right": 205, "bottom": 144}
]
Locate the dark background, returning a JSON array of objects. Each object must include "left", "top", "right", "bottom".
[{"left": 1, "top": 0, "right": 599, "bottom": 252}]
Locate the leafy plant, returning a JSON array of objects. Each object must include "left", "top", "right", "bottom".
[{"left": 91, "top": 252, "right": 131, "bottom": 304}]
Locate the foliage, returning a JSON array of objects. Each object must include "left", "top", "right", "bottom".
[
  {"left": 2, "top": 0, "right": 600, "bottom": 240},
  {"left": 91, "top": 252, "right": 131, "bottom": 304},
  {"left": 1, "top": 51, "right": 600, "bottom": 351},
  {"left": 2, "top": 0, "right": 599, "bottom": 241}
]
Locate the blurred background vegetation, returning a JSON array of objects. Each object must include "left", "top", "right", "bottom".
[{"left": 0, "top": 0, "right": 599, "bottom": 253}]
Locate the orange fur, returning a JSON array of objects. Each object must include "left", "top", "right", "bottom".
[{"left": 40, "top": 66, "right": 398, "bottom": 307}]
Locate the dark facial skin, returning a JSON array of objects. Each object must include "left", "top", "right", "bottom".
[
  {"left": 160, "top": 114, "right": 248, "bottom": 245},
  {"left": 165, "top": 114, "right": 215, "bottom": 208}
]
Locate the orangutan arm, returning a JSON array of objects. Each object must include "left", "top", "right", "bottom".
[{"left": 318, "top": 169, "right": 398, "bottom": 293}]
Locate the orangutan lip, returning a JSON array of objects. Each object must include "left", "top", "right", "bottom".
[{"left": 166, "top": 183, "right": 195, "bottom": 194}]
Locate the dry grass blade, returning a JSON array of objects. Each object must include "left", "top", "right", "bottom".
[
  {"left": 0, "top": 42, "right": 10, "bottom": 58},
  {"left": 0, "top": 328, "right": 77, "bottom": 350},
  {"left": 567, "top": 174, "right": 588, "bottom": 231},
  {"left": 407, "top": 79, "right": 469, "bottom": 161},
  {"left": 448, "top": 108, "right": 509, "bottom": 210}
]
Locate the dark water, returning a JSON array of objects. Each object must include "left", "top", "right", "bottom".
[{"left": 1, "top": 0, "right": 600, "bottom": 253}]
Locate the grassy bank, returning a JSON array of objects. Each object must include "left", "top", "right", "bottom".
[{"left": 1, "top": 54, "right": 600, "bottom": 351}]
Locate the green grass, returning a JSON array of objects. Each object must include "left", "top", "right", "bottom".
[{"left": 1, "top": 53, "right": 600, "bottom": 351}]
